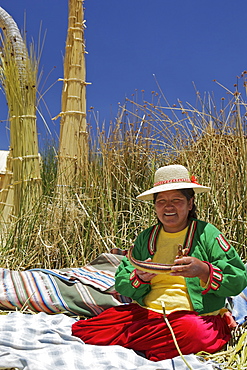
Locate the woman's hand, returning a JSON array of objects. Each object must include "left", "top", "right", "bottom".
[
  {"left": 170, "top": 256, "right": 210, "bottom": 283},
  {"left": 135, "top": 258, "right": 157, "bottom": 282}
]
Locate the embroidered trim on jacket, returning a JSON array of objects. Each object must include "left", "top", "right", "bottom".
[
  {"left": 148, "top": 224, "right": 162, "bottom": 255},
  {"left": 201, "top": 262, "right": 223, "bottom": 295},
  {"left": 183, "top": 220, "right": 197, "bottom": 253},
  {"left": 129, "top": 269, "right": 150, "bottom": 288},
  {"left": 216, "top": 234, "right": 231, "bottom": 252}
]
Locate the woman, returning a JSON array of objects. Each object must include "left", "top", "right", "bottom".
[{"left": 72, "top": 164, "right": 247, "bottom": 361}]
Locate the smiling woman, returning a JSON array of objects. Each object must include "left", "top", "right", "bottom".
[
  {"left": 72, "top": 164, "right": 247, "bottom": 362},
  {"left": 154, "top": 190, "right": 193, "bottom": 233}
]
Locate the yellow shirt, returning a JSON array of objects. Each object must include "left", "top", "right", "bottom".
[
  {"left": 142, "top": 226, "right": 223, "bottom": 316},
  {"left": 143, "top": 227, "right": 194, "bottom": 314}
]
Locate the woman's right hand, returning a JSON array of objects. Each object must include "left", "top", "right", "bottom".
[{"left": 135, "top": 258, "right": 157, "bottom": 282}]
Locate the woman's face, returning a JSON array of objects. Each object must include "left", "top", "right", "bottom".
[{"left": 154, "top": 190, "right": 193, "bottom": 233}]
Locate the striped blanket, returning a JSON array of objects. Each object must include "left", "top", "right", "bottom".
[{"left": 0, "top": 253, "right": 131, "bottom": 317}]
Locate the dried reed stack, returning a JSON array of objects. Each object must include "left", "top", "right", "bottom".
[
  {"left": 0, "top": 7, "right": 42, "bottom": 218},
  {"left": 56, "top": 0, "right": 88, "bottom": 188}
]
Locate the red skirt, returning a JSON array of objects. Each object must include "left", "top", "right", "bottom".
[{"left": 72, "top": 303, "right": 232, "bottom": 361}]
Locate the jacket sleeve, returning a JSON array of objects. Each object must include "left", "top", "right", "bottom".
[
  {"left": 115, "top": 229, "right": 152, "bottom": 303},
  {"left": 198, "top": 224, "right": 247, "bottom": 297}
]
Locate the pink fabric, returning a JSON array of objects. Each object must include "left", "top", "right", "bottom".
[{"left": 72, "top": 303, "right": 232, "bottom": 361}]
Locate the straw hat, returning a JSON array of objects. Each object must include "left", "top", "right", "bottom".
[{"left": 137, "top": 164, "right": 210, "bottom": 201}]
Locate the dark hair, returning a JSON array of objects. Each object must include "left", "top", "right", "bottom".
[{"left": 153, "top": 188, "right": 197, "bottom": 219}]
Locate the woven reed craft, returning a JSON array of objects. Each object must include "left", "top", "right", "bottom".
[{"left": 128, "top": 245, "right": 187, "bottom": 274}]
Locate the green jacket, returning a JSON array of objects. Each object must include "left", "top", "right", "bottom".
[{"left": 115, "top": 219, "right": 247, "bottom": 314}]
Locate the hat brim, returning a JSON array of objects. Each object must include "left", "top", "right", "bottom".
[{"left": 136, "top": 183, "right": 210, "bottom": 201}]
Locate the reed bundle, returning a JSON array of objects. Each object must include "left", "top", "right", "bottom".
[
  {"left": 57, "top": 0, "right": 88, "bottom": 188},
  {"left": 0, "top": 7, "right": 42, "bottom": 219}
]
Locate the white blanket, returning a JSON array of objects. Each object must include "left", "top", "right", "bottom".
[{"left": 0, "top": 312, "right": 220, "bottom": 370}]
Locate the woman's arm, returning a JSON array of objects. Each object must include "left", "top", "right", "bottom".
[
  {"left": 115, "top": 256, "right": 152, "bottom": 303},
  {"left": 115, "top": 228, "right": 154, "bottom": 303}
]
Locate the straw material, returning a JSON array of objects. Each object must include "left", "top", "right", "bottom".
[
  {"left": 0, "top": 6, "right": 42, "bottom": 218},
  {"left": 57, "top": 0, "right": 88, "bottom": 187}
]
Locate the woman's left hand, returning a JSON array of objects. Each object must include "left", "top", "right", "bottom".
[{"left": 170, "top": 256, "right": 210, "bottom": 283}]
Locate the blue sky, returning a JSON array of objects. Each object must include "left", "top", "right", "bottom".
[{"left": 0, "top": 0, "right": 246, "bottom": 150}]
